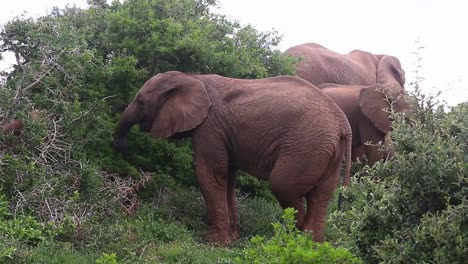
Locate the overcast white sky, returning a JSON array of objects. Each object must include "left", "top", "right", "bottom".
[{"left": 1, "top": 0, "right": 467, "bottom": 106}]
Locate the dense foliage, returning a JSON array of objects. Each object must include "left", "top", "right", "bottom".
[
  {"left": 236, "top": 208, "right": 361, "bottom": 264},
  {"left": 1, "top": 0, "right": 466, "bottom": 263},
  {"left": 328, "top": 89, "right": 468, "bottom": 263}
]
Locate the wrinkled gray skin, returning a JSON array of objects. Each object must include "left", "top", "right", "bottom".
[
  {"left": 285, "top": 43, "right": 406, "bottom": 93},
  {"left": 114, "top": 71, "right": 352, "bottom": 244},
  {"left": 319, "top": 83, "right": 412, "bottom": 166}
]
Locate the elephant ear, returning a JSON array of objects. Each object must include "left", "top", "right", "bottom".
[
  {"left": 377, "top": 55, "right": 406, "bottom": 92},
  {"left": 359, "top": 85, "right": 391, "bottom": 134},
  {"left": 151, "top": 75, "right": 212, "bottom": 138}
]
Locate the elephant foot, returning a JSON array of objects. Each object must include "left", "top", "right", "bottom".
[
  {"left": 204, "top": 229, "right": 234, "bottom": 245},
  {"left": 230, "top": 230, "right": 239, "bottom": 241}
]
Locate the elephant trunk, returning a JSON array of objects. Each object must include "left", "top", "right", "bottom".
[
  {"left": 113, "top": 103, "right": 138, "bottom": 155},
  {"left": 114, "top": 121, "right": 133, "bottom": 155}
]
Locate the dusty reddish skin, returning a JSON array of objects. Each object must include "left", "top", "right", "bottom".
[
  {"left": 319, "top": 83, "right": 412, "bottom": 166},
  {"left": 114, "top": 71, "right": 352, "bottom": 244},
  {"left": 284, "top": 42, "right": 406, "bottom": 93},
  {"left": 285, "top": 43, "right": 409, "bottom": 165}
]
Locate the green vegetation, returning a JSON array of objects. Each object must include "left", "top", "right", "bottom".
[
  {"left": 236, "top": 208, "right": 361, "bottom": 264},
  {"left": 1, "top": 0, "right": 466, "bottom": 263},
  {"left": 327, "top": 89, "right": 468, "bottom": 263}
]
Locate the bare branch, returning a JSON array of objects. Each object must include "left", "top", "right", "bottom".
[{"left": 22, "top": 65, "right": 56, "bottom": 93}]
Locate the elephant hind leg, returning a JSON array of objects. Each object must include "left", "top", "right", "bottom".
[
  {"left": 271, "top": 189, "right": 306, "bottom": 229},
  {"left": 269, "top": 162, "right": 308, "bottom": 229},
  {"left": 302, "top": 151, "right": 344, "bottom": 242},
  {"left": 227, "top": 166, "right": 238, "bottom": 240}
]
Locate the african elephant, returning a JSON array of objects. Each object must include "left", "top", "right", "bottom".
[
  {"left": 285, "top": 43, "right": 406, "bottom": 93},
  {"left": 319, "top": 83, "right": 412, "bottom": 166},
  {"left": 114, "top": 71, "right": 352, "bottom": 243}
]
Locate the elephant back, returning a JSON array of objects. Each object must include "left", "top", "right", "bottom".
[
  {"left": 285, "top": 43, "right": 405, "bottom": 91},
  {"left": 286, "top": 44, "right": 376, "bottom": 86}
]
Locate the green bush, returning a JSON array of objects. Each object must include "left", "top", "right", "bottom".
[
  {"left": 235, "top": 208, "right": 361, "bottom": 264},
  {"left": 0, "top": 194, "right": 60, "bottom": 262},
  {"left": 237, "top": 171, "right": 276, "bottom": 201},
  {"left": 237, "top": 196, "right": 283, "bottom": 239},
  {"left": 96, "top": 252, "right": 118, "bottom": 264},
  {"left": 374, "top": 203, "right": 467, "bottom": 263},
  {"left": 327, "top": 90, "right": 468, "bottom": 263}
]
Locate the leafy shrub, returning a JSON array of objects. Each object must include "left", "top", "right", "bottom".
[
  {"left": 0, "top": 194, "right": 59, "bottom": 261},
  {"left": 236, "top": 208, "right": 361, "bottom": 264},
  {"left": 374, "top": 203, "right": 467, "bottom": 263},
  {"left": 95, "top": 252, "right": 118, "bottom": 264},
  {"left": 237, "top": 196, "right": 283, "bottom": 238},
  {"left": 146, "top": 240, "right": 238, "bottom": 264},
  {"left": 237, "top": 171, "right": 276, "bottom": 201},
  {"left": 327, "top": 89, "right": 468, "bottom": 263}
]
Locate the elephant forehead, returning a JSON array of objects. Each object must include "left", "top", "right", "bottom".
[{"left": 141, "top": 72, "right": 184, "bottom": 92}]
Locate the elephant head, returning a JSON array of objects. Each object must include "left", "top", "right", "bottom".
[
  {"left": 376, "top": 55, "right": 406, "bottom": 92},
  {"left": 114, "top": 71, "right": 212, "bottom": 153},
  {"left": 359, "top": 84, "right": 411, "bottom": 134}
]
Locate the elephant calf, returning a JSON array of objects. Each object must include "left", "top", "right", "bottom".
[
  {"left": 319, "top": 83, "right": 412, "bottom": 166},
  {"left": 114, "top": 71, "right": 352, "bottom": 244}
]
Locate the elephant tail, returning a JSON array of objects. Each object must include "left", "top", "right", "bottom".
[
  {"left": 338, "top": 129, "right": 352, "bottom": 211},
  {"left": 342, "top": 130, "right": 352, "bottom": 187}
]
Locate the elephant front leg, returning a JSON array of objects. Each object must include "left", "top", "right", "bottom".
[
  {"left": 195, "top": 157, "right": 233, "bottom": 244},
  {"left": 227, "top": 167, "right": 238, "bottom": 240}
]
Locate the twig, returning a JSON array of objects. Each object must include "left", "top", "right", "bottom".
[
  {"left": 45, "top": 198, "right": 53, "bottom": 221},
  {"left": 22, "top": 65, "right": 56, "bottom": 93}
]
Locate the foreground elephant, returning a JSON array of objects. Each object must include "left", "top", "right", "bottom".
[
  {"left": 319, "top": 83, "right": 412, "bottom": 166},
  {"left": 285, "top": 43, "right": 406, "bottom": 92},
  {"left": 114, "top": 71, "right": 352, "bottom": 243}
]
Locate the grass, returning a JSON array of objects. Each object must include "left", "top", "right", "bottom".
[{"left": 1, "top": 186, "right": 284, "bottom": 264}]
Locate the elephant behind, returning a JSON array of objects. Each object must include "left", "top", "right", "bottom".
[
  {"left": 285, "top": 43, "right": 406, "bottom": 93},
  {"left": 114, "top": 71, "right": 352, "bottom": 244},
  {"left": 319, "top": 83, "right": 412, "bottom": 166}
]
